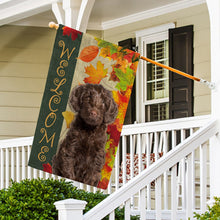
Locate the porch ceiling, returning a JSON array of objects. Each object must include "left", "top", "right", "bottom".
[{"left": 0, "top": 0, "right": 206, "bottom": 30}]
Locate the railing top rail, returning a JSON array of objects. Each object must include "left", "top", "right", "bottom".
[
  {"left": 121, "top": 115, "right": 211, "bottom": 135},
  {"left": 83, "top": 118, "right": 219, "bottom": 220},
  {"left": 0, "top": 136, "right": 33, "bottom": 148},
  {"left": 0, "top": 115, "right": 211, "bottom": 148}
]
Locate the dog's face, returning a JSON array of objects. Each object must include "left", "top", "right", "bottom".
[{"left": 69, "top": 84, "right": 118, "bottom": 126}]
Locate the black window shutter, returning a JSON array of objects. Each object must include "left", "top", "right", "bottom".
[
  {"left": 169, "top": 25, "right": 194, "bottom": 119},
  {"left": 118, "top": 38, "right": 136, "bottom": 124}
]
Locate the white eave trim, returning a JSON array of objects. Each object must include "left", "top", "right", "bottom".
[
  {"left": 101, "top": 0, "right": 206, "bottom": 30},
  {"left": 0, "top": 0, "right": 59, "bottom": 26}
]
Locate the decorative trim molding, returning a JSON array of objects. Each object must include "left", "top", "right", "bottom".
[
  {"left": 135, "top": 23, "right": 175, "bottom": 38},
  {"left": 102, "top": 0, "right": 206, "bottom": 30}
]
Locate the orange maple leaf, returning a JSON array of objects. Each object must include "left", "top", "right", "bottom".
[{"left": 84, "top": 61, "right": 108, "bottom": 84}]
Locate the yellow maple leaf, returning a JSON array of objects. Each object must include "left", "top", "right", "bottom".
[
  {"left": 99, "top": 47, "right": 111, "bottom": 60},
  {"left": 84, "top": 61, "right": 108, "bottom": 84},
  {"left": 62, "top": 111, "right": 75, "bottom": 128}
]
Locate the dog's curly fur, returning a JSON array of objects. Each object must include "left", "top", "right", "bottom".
[{"left": 52, "top": 83, "right": 118, "bottom": 186}]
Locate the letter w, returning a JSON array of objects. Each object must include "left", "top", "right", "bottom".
[{"left": 59, "top": 40, "right": 76, "bottom": 60}]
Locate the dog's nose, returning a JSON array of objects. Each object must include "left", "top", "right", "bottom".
[{"left": 90, "top": 110, "right": 97, "bottom": 117}]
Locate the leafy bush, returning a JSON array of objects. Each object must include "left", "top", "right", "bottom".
[
  {"left": 194, "top": 197, "right": 220, "bottom": 220},
  {"left": 0, "top": 178, "right": 139, "bottom": 220}
]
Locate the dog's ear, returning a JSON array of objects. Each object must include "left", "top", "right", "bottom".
[
  {"left": 104, "top": 93, "right": 118, "bottom": 124},
  {"left": 68, "top": 85, "right": 86, "bottom": 112}
]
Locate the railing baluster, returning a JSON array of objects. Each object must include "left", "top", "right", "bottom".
[
  {"left": 171, "top": 129, "right": 177, "bottom": 219},
  {"left": 122, "top": 135, "right": 127, "bottom": 185},
  {"left": 45, "top": 172, "right": 50, "bottom": 179},
  {"left": 163, "top": 131, "right": 168, "bottom": 210},
  {"left": 137, "top": 133, "right": 142, "bottom": 211},
  {"left": 130, "top": 135, "right": 134, "bottom": 180},
  {"left": 200, "top": 143, "right": 207, "bottom": 213},
  {"left": 27, "top": 145, "right": 32, "bottom": 179},
  {"left": 154, "top": 132, "right": 158, "bottom": 161},
  {"left": 79, "top": 183, "right": 84, "bottom": 190},
  {"left": 140, "top": 187, "right": 146, "bottom": 220},
  {"left": 11, "top": 147, "right": 15, "bottom": 182},
  {"left": 93, "top": 186, "right": 97, "bottom": 193},
  {"left": 0, "top": 148, "right": 4, "bottom": 189},
  {"left": 155, "top": 176, "right": 162, "bottom": 220},
  {"left": 109, "top": 210, "right": 115, "bottom": 220},
  {"left": 171, "top": 164, "right": 177, "bottom": 220},
  {"left": 191, "top": 150, "right": 195, "bottom": 210},
  {"left": 5, "top": 148, "right": 9, "bottom": 188},
  {"left": 33, "top": 168, "right": 38, "bottom": 179},
  {"left": 16, "top": 147, "right": 20, "bottom": 182},
  {"left": 137, "top": 133, "right": 142, "bottom": 172},
  {"left": 22, "top": 146, "right": 26, "bottom": 180},
  {"left": 124, "top": 198, "right": 131, "bottom": 220},
  {"left": 130, "top": 135, "right": 134, "bottom": 207},
  {"left": 191, "top": 128, "right": 196, "bottom": 210},
  {"left": 146, "top": 133, "right": 151, "bottom": 210},
  {"left": 181, "top": 129, "right": 186, "bottom": 210},
  {"left": 87, "top": 185, "right": 91, "bottom": 192},
  {"left": 186, "top": 153, "right": 193, "bottom": 219},
  {"left": 39, "top": 170, "right": 44, "bottom": 178},
  {"left": 115, "top": 144, "right": 119, "bottom": 190}
]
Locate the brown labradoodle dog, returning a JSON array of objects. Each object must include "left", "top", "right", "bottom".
[{"left": 52, "top": 83, "right": 118, "bottom": 186}]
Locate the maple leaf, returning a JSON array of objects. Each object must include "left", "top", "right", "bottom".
[
  {"left": 84, "top": 61, "right": 108, "bottom": 84},
  {"left": 62, "top": 111, "right": 75, "bottom": 128},
  {"left": 99, "top": 47, "right": 111, "bottom": 60},
  {"left": 62, "top": 26, "right": 82, "bottom": 41},
  {"left": 114, "top": 67, "right": 135, "bottom": 91},
  {"left": 42, "top": 163, "right": 52, "bottom": 174}
]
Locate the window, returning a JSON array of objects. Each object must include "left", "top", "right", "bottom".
[
  {"left": 136, "top": 23, "right": 175, "bottom": 122},
  {"left": 145, "top": 40, "right": 169, "bottom": 122}
]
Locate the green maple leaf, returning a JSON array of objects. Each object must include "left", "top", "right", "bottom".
[
  {"left": 95, "top": 38, "right": 118, "bottom": 55},
  {"left": 114, "top": 67, "right": 135, "bottom": 91}
]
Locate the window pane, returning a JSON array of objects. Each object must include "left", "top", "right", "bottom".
[
  {"left": 145, "top": 103, "right": 169, "bottom": 122},
  {"left": 146, "top": 40, "right": 169, "bottom": 101}
]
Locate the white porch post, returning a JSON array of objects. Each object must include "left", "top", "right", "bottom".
[
  {"left": 52, "top": 0, "right": 95, "bottom": 31},
  {"left": 206, "top": 0, "right": 220, "bottom": 199},
  {"left": 54, "top": 199, "right": 87, "bottom": 220},
  {"left": 62, "top": 0, "right": 81, "bottom": 28}
]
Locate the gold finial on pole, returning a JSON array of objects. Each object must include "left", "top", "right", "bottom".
[{"left": 49, "top": 22, "right": 59, "bottom": 30}]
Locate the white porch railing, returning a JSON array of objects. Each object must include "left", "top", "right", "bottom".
[
  {"left": 0, "top": 115, "right": 217, "bottom": 219},
  {"left": 57, "top": 117, "right": 219, "bottom": 220}
]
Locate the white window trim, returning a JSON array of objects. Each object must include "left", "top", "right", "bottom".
[{"left": 135, "top": 23, "right": 175, "bottom": 123}]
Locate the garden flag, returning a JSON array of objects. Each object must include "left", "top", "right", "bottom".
[{"left": 28, "top": 24, "right": 140, "bottom": 189}]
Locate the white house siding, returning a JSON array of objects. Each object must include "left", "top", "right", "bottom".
[
  {"left": 0, "top": 25, "right": 56, "bottom": 140},
  {"left": 103, "top": 3, "right": 211, "bottom": 117}
]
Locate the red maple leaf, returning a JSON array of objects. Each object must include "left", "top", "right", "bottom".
[
  {"left": 97, "top": 177, "right": 109, "bottom": 189},
  {"left": 63, "top": 26, "right": 82, "bottom": 41},
  {"left": 107, "top": 124, "right": 121, "bottom": 145},
  {"left": 43, "top": 163, "right": 52, "bottom": 174},
  {"left": 123, "top": 50, "right": 135, "bottom": 63}
]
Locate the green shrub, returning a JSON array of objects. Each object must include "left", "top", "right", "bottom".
[
  {"left": 0, "top": 178, "right": 139, "bottom": 220},
  {"left": 194, "top": 197, "right": 220, "bottom": 220}
]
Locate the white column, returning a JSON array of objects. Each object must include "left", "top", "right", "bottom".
[
  {"left": 206, "top": 0, "right": 220, "bottom": 199},
  {"left": 62, "top": 0, "right": 82, "bottom": 28},
  {"left": 54, "top": 199, "right": 87, "bottom": 220},
  {"left": 52, "top": 2, "right": 65, "bottom": 24}
]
